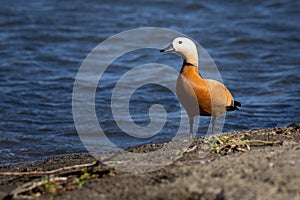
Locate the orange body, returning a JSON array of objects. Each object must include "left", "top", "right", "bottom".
[{"left": 176, "top": 64, "right": 234, "bottom": 118}]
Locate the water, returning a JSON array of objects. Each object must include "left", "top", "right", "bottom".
[{"left": 1, "top": 0, "right": 300, "bottom": 165}]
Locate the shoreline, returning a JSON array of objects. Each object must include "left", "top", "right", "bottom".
[{"left": 1, "top": 125, "right": 300, "bottom": 199}]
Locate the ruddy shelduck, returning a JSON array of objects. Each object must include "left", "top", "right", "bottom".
[{"left": 160, "top": 37, "right": 241, "bottom": 139}]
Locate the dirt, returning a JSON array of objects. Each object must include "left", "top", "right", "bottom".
[{"left": 1, "top": 125, "right": 300, "bottom": 200}]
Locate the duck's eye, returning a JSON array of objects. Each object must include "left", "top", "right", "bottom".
[{"left": 178, "top": 41, "right": 182, "bottom": 44}]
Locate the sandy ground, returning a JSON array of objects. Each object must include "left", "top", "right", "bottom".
[{"left": 1, "top": 125, "right": 300, "bottom": 200}]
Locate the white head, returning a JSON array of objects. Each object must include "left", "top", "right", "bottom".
[{"left": 160, "top": 37, "right": 198, "bottom": 67}]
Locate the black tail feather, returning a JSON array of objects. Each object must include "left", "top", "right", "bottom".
[
  {"left": 227, "top": 100, "right": 241, "bottom": 111},
  {"left": 234, "top": 100, "right": 241, "bottom": 108}
]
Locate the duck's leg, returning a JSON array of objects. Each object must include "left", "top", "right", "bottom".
[
  {"left": 211, "top": 116, "right": 216, "bottom": 135},
  {"left": 211, "top": 116, "right": 222, "bottom": 144},
  {"left": 183, "top": 117, "right": 197, "bottom": 153},
  {"left": 189, "top": 117, "right": 194, "bottom": 140}
]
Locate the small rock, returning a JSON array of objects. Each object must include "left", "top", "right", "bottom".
[{"left": 268, "top": 162, "right": 274, "bottom": 168}]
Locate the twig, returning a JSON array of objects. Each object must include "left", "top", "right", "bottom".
[
  {"left": 217, "top": 140, "right": 280, "bottom": 153},
  {"left": 183, "top": 145, "right": 198, "bottom": 153},
  {"left": 0, "top": 162, "right": 98, "bottom": 176},
  {"left": 10, "top": 177, "right": 67, "bottom": 199},
  {"left": 244, "top": 140, "right": 281, "bottom": 145}
]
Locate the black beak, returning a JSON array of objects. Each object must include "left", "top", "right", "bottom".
[{"left": 160, "top": 44, "right": 175, "bottom": 52}]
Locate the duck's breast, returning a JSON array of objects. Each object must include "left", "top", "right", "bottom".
[{"left": 176, "top": 72, "right": 212, "bottom": 117}]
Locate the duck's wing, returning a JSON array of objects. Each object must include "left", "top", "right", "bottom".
[{"left": 204, "top": 79, "right": 239, "bottom": 114}]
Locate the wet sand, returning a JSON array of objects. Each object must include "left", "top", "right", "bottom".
[{"left": 1, "top": 125, "right": 300, "bottom": 200}]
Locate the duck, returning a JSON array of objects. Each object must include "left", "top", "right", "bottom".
[{"left": 160, "top": 37, "right": 241, "bottom": 139}]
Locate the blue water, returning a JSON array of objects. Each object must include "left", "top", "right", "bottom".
[{"left": 1, "top": 0, "right": 300, "bottom": 165}]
